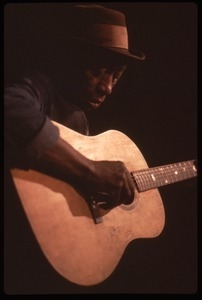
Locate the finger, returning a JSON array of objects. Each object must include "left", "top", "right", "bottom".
[
  {"left": 118, "top": 172, "right": 134, "bottom": 205},
  {"left": 124, "top": 172, "right": 135, "bottom": 204},
  {"left": 99, "top": 188, "right": 121, "bottom": 209}
]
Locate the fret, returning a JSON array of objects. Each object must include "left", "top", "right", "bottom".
[{"left": 132, "top": 160, "right": 197, "bottom": 192}]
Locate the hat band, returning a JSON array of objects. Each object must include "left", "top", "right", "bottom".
[{"left": 85, "top": 24, "right": 129, "bottom": 49}]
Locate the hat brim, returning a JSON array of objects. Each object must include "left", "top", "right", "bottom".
[
  {"left": 69, "top": 37, "right": 146, "bottom": 62},
  {"left": 105, "top": 46, "right": 146, "bottom": 61}
]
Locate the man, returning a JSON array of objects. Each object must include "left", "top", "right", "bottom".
[{"left": 5, "top": 4, "right": 146, "bottom": 208}]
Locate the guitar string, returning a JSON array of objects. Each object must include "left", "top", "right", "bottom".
[{"left": 131, "top": 160, "right": 196, "bottom": 192}]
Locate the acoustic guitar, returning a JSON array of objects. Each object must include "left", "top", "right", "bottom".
[{"left": 11, "top": 121, "right": 197, "bottom": 286}]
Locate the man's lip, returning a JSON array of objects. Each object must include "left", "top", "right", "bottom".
[
  {"left": 90, "top": 98, "right": 104, "bottom": 104},
  {"left": 89, "top": 101, "right": 101, "bottom": 109},
  {"left": 88, "top": 98, "right": 105, "bottom": 109}
]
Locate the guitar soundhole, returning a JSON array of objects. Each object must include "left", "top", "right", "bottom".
[{"left": 120, "top": 189, "right": 139, "bottom": 211}]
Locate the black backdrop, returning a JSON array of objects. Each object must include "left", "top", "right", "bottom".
[{"left": 4, "top": 2, "right": 198, "bottom": 295}]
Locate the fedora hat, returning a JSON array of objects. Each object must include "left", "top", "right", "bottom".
[{"left": 68, "top": 4, "right": 145, "bottom": 61}]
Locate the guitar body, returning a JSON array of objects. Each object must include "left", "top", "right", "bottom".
[{"left": 11, "top": 122, "right": 165, "bottom": 286}]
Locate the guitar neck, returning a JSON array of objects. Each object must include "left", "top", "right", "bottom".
[{"left": 132, "top": 160, "right": 197, "bottom": 192}]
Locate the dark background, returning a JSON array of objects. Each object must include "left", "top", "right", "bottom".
[{"left": 4, "top": 2, "right": 198, "bottom": 295}]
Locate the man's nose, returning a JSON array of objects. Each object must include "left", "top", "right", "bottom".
[{"left": 96, "top": 74, "right": 113, "bottom": 96}]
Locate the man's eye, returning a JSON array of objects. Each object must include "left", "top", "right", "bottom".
[
  {"left": 112, "top": 77, "right": 119, "bottom": 85},
  {"left": 112, "top": 73, "right": 123, "bottom": 85}
]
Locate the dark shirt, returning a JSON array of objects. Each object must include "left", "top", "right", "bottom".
[{"left": 4, "top": 71, "right": 89, "bottom": 169}]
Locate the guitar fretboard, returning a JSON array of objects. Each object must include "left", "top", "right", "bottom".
[{"left": 132, "top": 160, "right": 197, "bottom": 192}]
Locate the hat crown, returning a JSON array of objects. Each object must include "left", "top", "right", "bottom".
[
  {"left": 69, "top": 5, "right": 145, "bottom": 61},
  {"left": 73, "top": 5, "right": 126, "bottom": 25}
]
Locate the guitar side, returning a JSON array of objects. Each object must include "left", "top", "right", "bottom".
[{"left": 11, "top": 122, "right": 165, "bottom": 286}]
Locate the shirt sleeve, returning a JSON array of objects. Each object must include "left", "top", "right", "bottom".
[{"left": 4, "top": 79, "right": 59, "bottom": 169}]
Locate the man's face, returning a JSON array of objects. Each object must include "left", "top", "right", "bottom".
[{"left": 75, "top": 61, "right": 127, "bottom": 111}]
